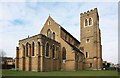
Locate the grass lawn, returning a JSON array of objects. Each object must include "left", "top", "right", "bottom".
[{"left": 2, "top": 69, "right": 119, "bottom": 76}]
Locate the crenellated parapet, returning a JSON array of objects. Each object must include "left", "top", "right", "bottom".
[{"left": 80, "top": 8, "right": 98, "bottom": 17}]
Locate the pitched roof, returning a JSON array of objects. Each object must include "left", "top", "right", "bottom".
[
  {"left": 47, "top": 16, "right": 80, "bottom": 44},
  {"left": 60, "top": 27, "right": 80, "bottom": 44}
]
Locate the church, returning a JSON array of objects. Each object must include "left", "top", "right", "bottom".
[{"left": 15, "top": 8, "right": 103, "bottom": 72}]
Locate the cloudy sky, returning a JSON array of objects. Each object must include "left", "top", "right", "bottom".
[{"left": 0, "top": 1, "right": 118, "bottom": 64}]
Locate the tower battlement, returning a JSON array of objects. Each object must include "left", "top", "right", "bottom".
[{"left": 80, "top": 8, "right": 98, "bottom": 17}]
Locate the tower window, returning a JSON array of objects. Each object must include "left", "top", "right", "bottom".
[
  {"left": 85, "top": 19, "right": 88, "bottom": 26},
  {"left": 86, "top": 39, "right": 90, "bottom": 43},
  {"left": 89, "top": 18, "right": 92, "bottom": 25}
]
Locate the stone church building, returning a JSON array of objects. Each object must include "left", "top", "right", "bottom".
[{"left": 15, "top": 8, "right": 103, "bottom": 72}]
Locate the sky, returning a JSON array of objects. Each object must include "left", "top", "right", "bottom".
[{"left": 0, "top": 1, "right": 118, "bottom": 64}]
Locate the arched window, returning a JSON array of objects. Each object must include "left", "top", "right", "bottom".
[
  {"left": 32, "top": 42, "right": 35, "bottom": 56},
  {"left": 38, "top": 42, "right": 40, "bottom": 56},
  {"left": 22, "top": 44, "right": 25, "bottom": 57},
  {"left": 53, "top": 32, "right": 55, "bottom": 40},
  {"left": 52, "top": 45, "right": 55, "bottom": 58},
  {"left": 62, "top": 47, "right": 66, "bottom": 60},
  {"left": 26, "top": 43, "right": 29, "bottom": 57},
  {"left": 47, "top": 29, "right": 51, "bottom": 38},
  {"left": 46, "top": 43, "right": 49, "bottom": 57},
  {"left": 29, "top": 44, "right": 31, "bottom": 56},
  {"left": 48, "top": 21, "right": 51, "bottom": 25},
  {"left": 89, "top": 18, "right": 92, "bottom": 25},
  {"left": 85, "top": 19, "right": 88, "bottom": 26}
]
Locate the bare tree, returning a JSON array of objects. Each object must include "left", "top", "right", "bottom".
[
  {"left": 0, "top": 49, "right": 6, "bottom": 69},
  {"left": 0, "top": 49, "right": 6, "bottom": 58}
]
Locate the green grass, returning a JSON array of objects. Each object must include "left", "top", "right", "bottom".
[{"left": 2, "top": 69, "right": 119, "bottom": 76}]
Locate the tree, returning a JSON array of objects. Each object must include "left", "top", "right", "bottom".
[
  {"left": 0, "top": 49, "right": 6, "bottom": 57},
  {"left": 0, "top": 49, "right": 6, "bottom": 69}
]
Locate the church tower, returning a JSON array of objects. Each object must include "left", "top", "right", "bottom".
[{"left": 80, "top": 8, "right": 102, "bottom": 70}]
